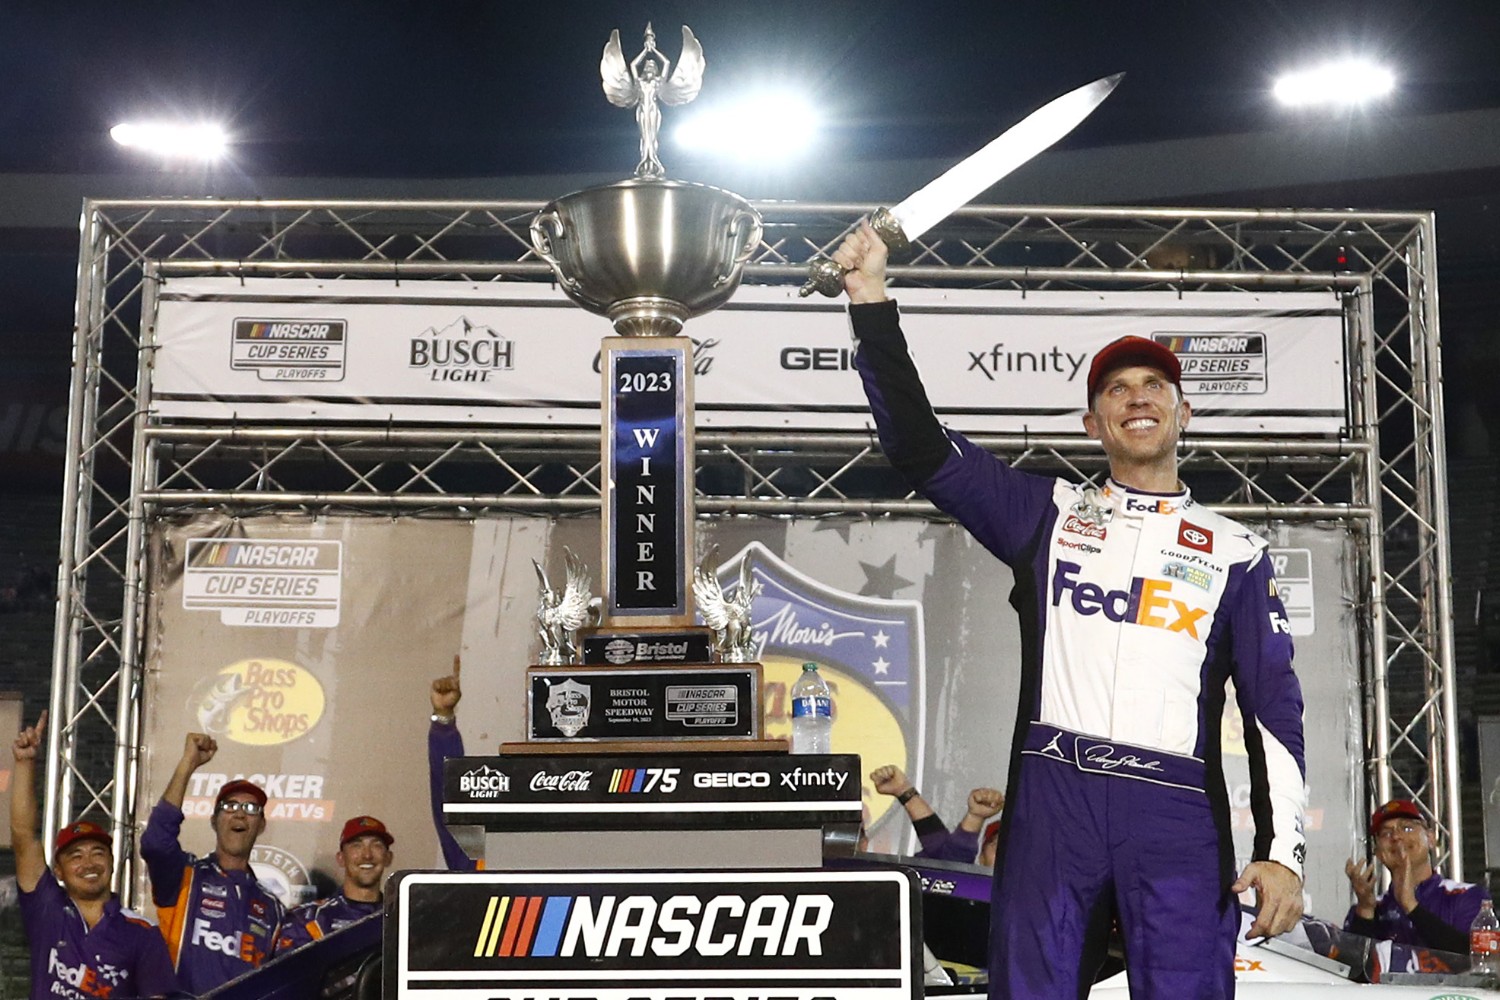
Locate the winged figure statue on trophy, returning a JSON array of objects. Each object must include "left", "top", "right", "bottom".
[
  {"left": 533, "top": 547, "right": 595, "bottom": 665},
  {"left": 693, "top": 546, "right": 761, "bottom": 663},
  {"left": 601, "top": 23, "right": 705, "bottom": 179}
]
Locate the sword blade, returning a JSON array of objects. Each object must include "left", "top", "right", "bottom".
[{"left": 889, "top": 73, "right": 1123, "bottom": 240}]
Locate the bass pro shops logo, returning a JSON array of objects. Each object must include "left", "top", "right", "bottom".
[{"left": 470, "top": 891, "right": 833, "bottom": 959}]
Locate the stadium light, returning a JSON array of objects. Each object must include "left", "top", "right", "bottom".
[
  {"left": 110, "top": 121, "right": 230, "bottom": 161},
  {"left": 673, "top": 92, "right": 819, "bottom": 159},
  {"left": 1273, "top": 59, "right": 1396, "bottom": 108}
]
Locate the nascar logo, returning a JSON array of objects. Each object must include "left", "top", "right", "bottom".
[
  {"left": 607, "top": 767, "right": 679, "bottom": 794},
  {"left": 472, "top": 893, "right": 833, "bottom": 959}
]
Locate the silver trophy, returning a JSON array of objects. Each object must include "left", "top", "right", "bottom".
[
  {"left": 693, "top": 547, "right": 761, "bottom": 663},
  {"left": 530, "top": 25, "right": 763, "bottom": 339},
  {"left": 533, "top": 548, "right": 595, "bottom": 665}
]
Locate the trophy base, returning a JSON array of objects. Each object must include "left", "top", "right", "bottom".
[
  {"left": 607, "top": 295, "right": 689, "bottom": 338},
  {"left": 527, "top": 662, "right": 763, "bottom": 741}
]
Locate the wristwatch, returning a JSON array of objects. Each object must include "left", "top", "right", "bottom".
[
  {"left": 430, "top": 712, "right": 455, "bottom": 725},
  {"left": 897, "top": 788, "right": 918, "bottom": 805}
]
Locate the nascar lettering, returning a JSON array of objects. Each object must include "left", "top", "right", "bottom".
[
  {"left": 386, "top": 870, "right": 919, "bottom": 999},
  {"left": 231, "top": 319, "right": 346, "bottom": 382}
]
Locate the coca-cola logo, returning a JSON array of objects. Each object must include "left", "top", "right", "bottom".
[
  {"left": 1062, "top": 515, "right": 1107, "bottom": 540},
  {"left": 529, "top": 770, "right": 593, "bottom": 793}
]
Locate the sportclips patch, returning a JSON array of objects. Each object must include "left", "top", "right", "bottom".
[{"left": 386, "top": 869, "right": 920, "bottom": 1000}]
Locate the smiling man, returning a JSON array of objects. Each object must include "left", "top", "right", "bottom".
[
  {"left": 1344, "top": 798, "right": 1490, "bottom": 952},
  {"left": 11, "top": 710, "right": 179, "bottom": 1000},
  {"left": 833, "top": 222, "right": 1306, "bottom": 1000},
  {"left": 276, "top": 815, "right": 395, "bottom": 951},
  {"left": 140, "top": 732, "right": 285, "bottom": 993}
]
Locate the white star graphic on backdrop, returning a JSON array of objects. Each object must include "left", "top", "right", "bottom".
[
  {"left": 873, "top": 657, "right": 891, "bottom": 675},
  {"left": 872, "top": 630, "right": 890, "bottom": 649}
]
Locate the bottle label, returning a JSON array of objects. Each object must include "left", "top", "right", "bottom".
[
  {"left": 792, "top": 695, "right": 832, "bottom": 719},
  {"left": 1472, "top": 929, "right": 1500, "bottom": 954}
]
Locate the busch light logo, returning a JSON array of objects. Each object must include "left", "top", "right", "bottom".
[
  {"left": 545, "top": 678, "right": 591, "bottom": 737},
  {"left": 408, "top": 315, "right": 514, "bottom": 383},
  {"left": 460, "top": 764, "right": 511, "bottom": 798}
]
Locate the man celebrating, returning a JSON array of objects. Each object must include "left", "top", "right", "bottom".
[
  {"left": 140, "top": 732, "right": 284, "bottom": 993},
  {"left": 277, "top": 816, "right": 395, "bottom": 951},
  {"left": 1344, "top": 798, "right": 1489, "bottom": 952},
  {"left": 11, "top": 710, "right": 179, "bottom": 1000},
  {"left": 834, "top": 223, "right": 1306, "bottom": 999}
]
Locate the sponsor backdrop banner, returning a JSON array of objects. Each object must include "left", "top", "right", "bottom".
[
  {"left": 140, "top": 512, "right": 1358, "bottom": 918},
  {"left": 151, "top": 279, "right": 1346, "bottom": 434}
]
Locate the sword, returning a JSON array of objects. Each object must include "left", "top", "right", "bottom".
[{"left": 799, "top": 73, "right": 1123, "bottom": 297}]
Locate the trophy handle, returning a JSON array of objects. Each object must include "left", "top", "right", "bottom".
[
  {"left": 529, "top": 209, "right": 584, "bottom": 293},
  {"left": 712, "top": 208, "right": 763, "bottom": 289}
]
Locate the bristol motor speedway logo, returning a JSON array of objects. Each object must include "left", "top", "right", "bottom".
[{"left": 704, "top": 542, "right": 924, "bottom": 842}]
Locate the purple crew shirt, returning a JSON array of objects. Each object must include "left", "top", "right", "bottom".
[
  {"left": 1344, "top": 869, "right": 1491, "bottom": 951},
  {"left": 19, "top": 873, "right": 180, "bottom": 1000},
  {"left": 276, "top": 894, "right": 382, "bottom": 952}
]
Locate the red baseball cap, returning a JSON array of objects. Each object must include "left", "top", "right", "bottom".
[
  {"left": 339, "top": 815, "right": 394, "bottom": 847},
  {"left": 54, "top": 820, "right": 112, "bottom": 854},
  {"left": 1370, "top": 798, "right": 1426, "bottom": 836},
  {"left": 214, "top": 779, "right": 268, "bottom": 810},
  {"left": 1086, "top": 336, "right": 1182, "bottom": 404}
]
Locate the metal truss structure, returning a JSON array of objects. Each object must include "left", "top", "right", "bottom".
[{"left": 50, "top": 198, "right": 1455, "bottom": 888}]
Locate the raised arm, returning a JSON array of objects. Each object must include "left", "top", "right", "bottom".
[
  {"left": 161, "top": 732, "right": 217, "bottom": 810},
  {"left": 10, "top": 710, "right": 47, "bottom": 892},
  {"left": 430, "top": 657, "right": 477, "bottom": 872}
]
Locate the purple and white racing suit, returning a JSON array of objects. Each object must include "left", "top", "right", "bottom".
[{"left": 850, "top": 300, "right": 1306, "bottom": 1000}]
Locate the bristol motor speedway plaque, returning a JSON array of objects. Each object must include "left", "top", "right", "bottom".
[
  {"left": 527, "top": 664, "right": 761, "bottom": 741},
  {"left": 385, "top": 868, "right": 921, "bottom": 1000}
]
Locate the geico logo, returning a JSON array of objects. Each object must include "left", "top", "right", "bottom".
[
  {"left": 191, "top": 919, "right": 242, "bottom": 956},
  {"left": 692, "top": 771, "right": 770, "bottom": 788},
  {"left": 780, "top": 346, "right": 854, "bottom": 371},
  {"left": 556, "top": 892, "right": 833, "bottom": 958},
  {"left": 530, "top": 770, "right": 591, "bottom": 792},
  {"left": 1050, "top": 561, "right": 1209, "bottom": 638}
]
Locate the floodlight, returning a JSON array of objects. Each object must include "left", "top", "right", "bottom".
[
  {"left": 1273, "top": 59, "right": 1395, "bottom": 108},
  {"left": 110, "top": 121, "right": 230, "bottom": 160},
  {"left": 673, "top": 93, "right": 819, "bottom": 159}
]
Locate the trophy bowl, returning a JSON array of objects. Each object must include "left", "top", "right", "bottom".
[{"left": 531, "top": 177, "right": 762, "bottom": 337}]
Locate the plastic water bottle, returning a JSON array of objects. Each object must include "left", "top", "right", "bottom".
[
  {"left": 790, "top": 661, "right": 833, "bottom": 754},
  {"left": 1472, "top": 899, "right": 1500, "bottom": 979}
]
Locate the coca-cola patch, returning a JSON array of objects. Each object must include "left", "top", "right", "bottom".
[{"left": 1062, "top": 516, "right": 1107, "bottom": 540}]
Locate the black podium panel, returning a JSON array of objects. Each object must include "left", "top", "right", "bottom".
[
  {"left": 385, "top": 868, "right": 923, "bottom": 1000},
  {"left": 443, "top": 752, "right": 862, "bottom": 832}
]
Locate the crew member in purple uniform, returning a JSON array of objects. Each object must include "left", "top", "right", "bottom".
[
  {"left": 833, "top": 222, "right": 1306, "bottom": 1000},
  {"left": 140, "top": 733, "right": 284, "bottom": 993},
  {"left": 1344, "top": 798, "right": 1489, "bottom": 952},
  {"left": 276, "top": 815, "right": 394, "bottom": 951},
  {"left": 430, "top": 656, "right": 482, "bottom": 871},
  {"left": 11, "top": 710, "right": 179, "bottom": 1000}
]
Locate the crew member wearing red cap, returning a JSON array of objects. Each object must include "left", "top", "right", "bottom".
[
  {"left": 10, "top": 710, "right": 179, "bottom": 1000},
  {"left": 276, "top": 816, "right": 395, "bottom": 952},
  {"left": 139, "top": 731, "right": 284, "bottom": 993},
  {"left": 833, "top": 223, "right": 1306, "bottom": 1000},
  {"left": 1343, "top": 798, "right": 1490, "bottom": 952}
]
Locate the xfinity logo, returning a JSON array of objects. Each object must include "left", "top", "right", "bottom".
[
  {"left": 1050, "top": 561, "right": 1209, "bottom": 638},
  {"left": 967, "top": 344, "right": 1087, "bottom": 382}
]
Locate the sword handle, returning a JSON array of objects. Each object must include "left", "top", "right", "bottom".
[{"left": 796, "top": 207, "right": 911, "bottom": 298}]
